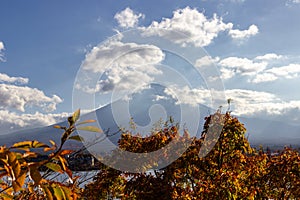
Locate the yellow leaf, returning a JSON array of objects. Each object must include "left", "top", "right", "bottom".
[
  {"left": 60, "top": 185, "right": 73, "bottom": 200},
  {"left": 52, "top": 184, "right": 66, "bottom": 200},
  {"left": 45, "top": 162, "right": 63, "bottom": 173},
  {"left": 49, "top": 140, "right": 56, "bottom": 146},
  {"left": 44, "top": 146, "right": 56, "bottom": 152},
  {"left": 11, "top": 141, "right": 48, "bottom": 151},
  {"left": 58, "top": 156, "right": 67, "bottom": 171},
  {"left": 0, "top": 192, "right": 14, "bottom": 199},
  {"left": 72, "top": 109, "right": 80, "bottom": 123},
  {"left": 42, "top": 185, "right": 53, "bottom": 200},
  {"left": 76, "top": 119, "right": 96, "bottom": 126},
  {"left": 54, "top": 125, "right": 63, "bottom": 129},
  {"left": 22, "top": 152, "right": 37, "bottom": 159},
  {"left": 68, "top": 135, "right": 84, "bottom": 142},
  {"left": 77, "top": 126, "right": 103, "bottom": 133}
]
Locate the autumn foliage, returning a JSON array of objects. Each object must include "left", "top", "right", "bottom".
[
  {"left": 1, "top": 110, "right": 300, "bottom": 199},
  {"left": 0, "top": 109, "right": 102, "bottom": 200},
  {"left": 83, "top": 111, "right": 300, "bottom": 200}
]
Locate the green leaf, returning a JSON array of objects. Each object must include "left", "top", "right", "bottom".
[
  {"left": 69, "top": 135, "right": 84, "bottom": 142},
  {"left": 52, "top": 184, "right": 66, "bottom": 200},
  {"left": 77, "top": 126, "right": 103, "bottom": 133},
  {"left": 45, "top": 162, "right": 62, "bottom": 173},
  {"left": 72, "top": 109, "right": 80, "bottom": 123},
  {"left": 60, "top": 185, "right": 73, "bottom": 200}
]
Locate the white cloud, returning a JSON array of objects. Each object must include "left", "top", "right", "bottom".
[
  {"left": 114, "top": 7, "right": 145, "bottom": 28},
  {"left": 216, "top": 53, "right": 300, "bottom": 83},
  {"left": 252, "top": 63, "right": 300, "bottom": 83},
  {"left": 220, "top": 67, "right": 236, "bottom": 79},
  {"left": 143, "top": 7, "right": 235, "bottom": 47},
  {"left": 0, "top": 73, "right": 65, "bottom": 133},
  {"left": 79, "top": 36, "right": 164, "bottom": 93},
  {"left": 163, "top": 85, "right": 300, "bottom": 123},
  {"left": 195, "top": 56, "right": 220, "bottom": 68},
  {"left": 141, "top": 7, "right": 259, "bottom": 47},
  {"left": 0, "top": 83, "right": 63, "bottom": 112},
  {"left": 216, "top": 54, "right": 300, "bottom": 83},
  {"left": 225, "top": 89, "right": 300, "bottom": 123},
  {"left": 287, "top": 0, "right": 300, "bottom": 4},
  {"left": 285, "top": 0, "right": 300, "bottom": 6},
  {"left": 218, "top": 56, "right": 267, "bottom": 78},
  {"left": 164, "top": 85, "right": 212, "bottom": 107},
  {"left": 0, "top": 110, "right": 70, "bottom": 134},
  {"left": 252, "top": 73, "right": 278, "bottom": 83},
  {"left": 0, "top": 41, "right": 4, "bottom": 51},
  {"left": 266, "top": 63, "right": 300, "bottom": 78},
  {"left": 0, "top": 41, "right": 5, "bottom": 62},
  {"left": 0, "top": 73, "right": 29, "bottom": 84},
  {"left": 228, "top": 24, "right": 259, "bottom": 39},
  {"left": 255, "top": 53, "right": 283, "bottom": 61}
]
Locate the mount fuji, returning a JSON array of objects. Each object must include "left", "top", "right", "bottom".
[{"left": 1, "top": 84, "right": 300, "bottom": 150}]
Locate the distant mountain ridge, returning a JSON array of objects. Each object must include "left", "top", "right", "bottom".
[{"left": 1, "top": 84, "right": 300, "bottom": 150}]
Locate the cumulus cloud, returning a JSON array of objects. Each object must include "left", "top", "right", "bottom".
[
  {"left": 0, "top": 73, "right": 63, "bottom": 113},
  {"left": 195, "top": 56, "right": 220, "bottom": 68},
  {"left": 79, "top": 36, "right": 164, "bottom": 94},
  {"left": 0, "top": 73, "right": 29, "bottom": 84},
  {"left": 164, "top": 86, "right": 211, "bottom": 107},
  {"left": 141, "top": 7, "right": 258, "bottom": 47},
  {"left": 254, "top": 53, "right": 283, "bottom": 61},
  {"left": 228, "top": 24, "right": 259, "bottom": 39},
  {"left": 0, "top": 83, "right": 63, "bottom": 112},
  {"left": 142, "top": 7, "right": 234, "bottom": 47},
  {"left": 252, "top": 73, "right": 278, "bottom": 83},
  {"left": 0, "top": 41, "right": 5, "bottom": 62},
  {"left": 216, "top": 54, "right": 300, "bottom": 83},
  {"left": 218, "top": 56, "right": 267, "bottom": 78},
  {"left": 0, "top": 73, "right": 65, "bottom": 133},
  {"left": 163, "top": 85, "right": 300, "bottom": 123},
  {"left": 265, "top": 63, "right": 300, "bottom": 78},
  {"left": 225, "top": 89, "right": 300, "bottom": 123},
  {"left": 252, "top": 63, "right": 300, "bottom": 83},
  {"left": 219, "top": 67, "right": 236, "bottom": 79},
  {"left": 215, "top": 53, "right": 300, "bottom": 83},
  {"left": 0, "top": 110, "right": 70, "bottom": 134},
  {"left": 114, "top": 7, "right": 145, "bottom": 28}
]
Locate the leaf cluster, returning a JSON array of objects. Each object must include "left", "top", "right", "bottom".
[
  {"left": 83, "top": 112, "right": 300, "bottom": 199},
  {"left": 0, "top": 109, "right": 102, "bottom": 200}
]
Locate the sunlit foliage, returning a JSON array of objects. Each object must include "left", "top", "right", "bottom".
[
  {"left": 83, "top": 111, "right": 300, "bottom": 199},
  {"left": 0, "top": 109, "right": 102, "bottom": 200}
]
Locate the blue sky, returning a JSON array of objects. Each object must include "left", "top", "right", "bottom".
[{"left": 1, "top": 0, "right": 300, "bottom": 134}]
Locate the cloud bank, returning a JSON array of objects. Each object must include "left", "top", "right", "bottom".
[{"left": 0, "top": 73, "right": 66, "bottom": 134}]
